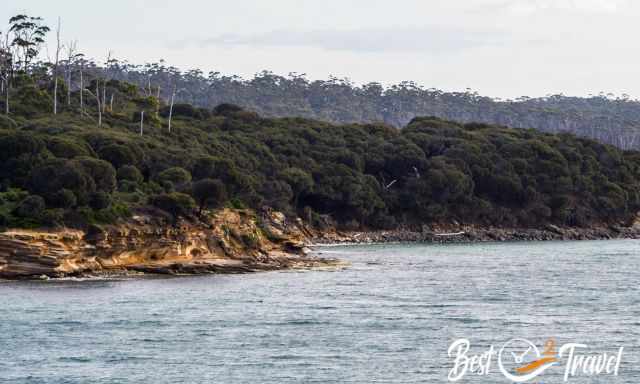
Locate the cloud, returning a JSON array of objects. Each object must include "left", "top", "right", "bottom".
[
  {"left": 488, "top": 0, "right": 629, "bottom": 14},
  {"left": 194, "top": 26, "right": 514, "bottom": 54}
]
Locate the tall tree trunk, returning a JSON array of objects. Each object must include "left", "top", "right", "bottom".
[
  {"left": 4, "top": 78, "right": 8, "bottom": 115},
  {"left": 102, "top": 78, "right": 107, "bottom": 113},
  {"left": 168, "top": 85, "right": 176, "bottom": 132},
  {"left": 96, "top": 82, "right": 102, "bottom": 126},
  {"left": 65, "top": 40, "right": 77, "bottom": 107},
  {"left": 140, "top": 111, "right": 144, "bottom": 136},
  {"left": 79, "top": 66, "right": 84, "bottom": 113},
  {"left": 53, "top": 17, "right": 62, "bottom": 115},
  {"left": 155, "top": 85, "right": 161, "bottom": 118},
  {"left": 66, "top": 70, "right": 71, "bottom": 106}
]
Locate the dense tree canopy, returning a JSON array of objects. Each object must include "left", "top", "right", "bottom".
[
  {"left": 71, "top": 66, "right": 640, "bottom": 150},
  {"left": 0, "top": 75, "right": 639, "bottom": 231}
]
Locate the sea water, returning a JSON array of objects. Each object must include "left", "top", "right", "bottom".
[{"left": 0, "top": 240, "right": 638, "bottom": 383}]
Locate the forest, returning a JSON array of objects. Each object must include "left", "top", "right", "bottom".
[
  {"left": 1, "top": 15, "right": 639, "bottom": 231},
  {"left": 2, "top": 16, "right": 640, "bottom": 151},
  {"left": 104, "top": 68, "right": 640, "bottom": 151}
]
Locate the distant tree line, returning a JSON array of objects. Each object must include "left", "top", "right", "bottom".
[
  {"left": 80, "top": 67, "right": 640, "bottom": 151},
  {"left": 2, "top": 14, "right": 639, "bottom": 151}
]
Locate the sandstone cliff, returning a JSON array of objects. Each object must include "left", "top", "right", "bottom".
[{"left": 0, "top": 209, "right": 339, "bottom": 279}]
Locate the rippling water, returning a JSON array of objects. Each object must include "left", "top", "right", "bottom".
[{"left": 1, "top": 240, "right": 639, "bottom": 383}]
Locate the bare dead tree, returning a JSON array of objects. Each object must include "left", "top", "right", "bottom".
[
  {"left": 102, "top": 50, "right": 112, "bottom": 113},
  {"left": 1, "top": 31, "right": 11, "bottom": 115},
  {"left": 79, "top": 58, "right": 84, "bottom": 114},
  {"left": 82, "top": 87, "right": 101, "bottom": 126},
  {"left": 109, "top": 93, "right": 114, "bottom": 112},
  {"left": 53, "top": 17, "right": 62, "bottom": 115},
  {"left": 96, "top": 81, "right": 102, "bottom": 125},
  {"left": 140, "top": 110, "right": 144, "bottom": 136},
  {"left": 155, "top": 85, "right": 160, "bottom": 118},
  {"left": 3, "top": 77, "right": 8, "bottom": 115},
  {"left": 168, "top": 84, "right": 176, "bottom": 132},
  {"left": 64, "top": 40, "right": 79, "bottom": 106}
]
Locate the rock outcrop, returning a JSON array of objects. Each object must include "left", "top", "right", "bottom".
[{"left": 0, "top": 209, "right": 341, "bottom": 279}]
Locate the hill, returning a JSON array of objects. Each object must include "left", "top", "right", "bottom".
[
  {"left": 0, "top": 75, "right": 639, "bottom": 232},
  {"left": 96, "top": 67, "right": 640, "bottom": 150}
]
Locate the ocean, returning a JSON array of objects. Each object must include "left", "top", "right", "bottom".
[{"left": 1, "top": 240, "right": 638, "bottom": 383}]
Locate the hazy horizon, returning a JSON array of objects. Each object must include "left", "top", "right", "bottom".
[{"left": 2, "top": 0, "right": 639, "bottom": 100}]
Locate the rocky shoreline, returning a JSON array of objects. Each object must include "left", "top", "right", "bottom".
[
  {"left": 0, "top": 209, "right": 344, "bottom": 280},
  {"left": 310, "top": 223, "right": 640, "bottom": 245},
  {"left": 2, "top": 209, "right": 638, "bottom": 280}
]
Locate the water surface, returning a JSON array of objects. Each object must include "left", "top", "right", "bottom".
[{"left": 1, "top": 240, "right": 638, "bottom": 383}]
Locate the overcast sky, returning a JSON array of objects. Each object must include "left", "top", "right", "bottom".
[{"left": 2, "top": 0, "right": 638, "bottom": 99}]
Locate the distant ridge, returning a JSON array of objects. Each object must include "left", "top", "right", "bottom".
[{"left": 91, "top": 65, "right": 640, "bottom": 150}]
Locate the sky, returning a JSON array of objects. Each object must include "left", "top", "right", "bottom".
[{"left": 1, "top": 0, "right": 638, "bottom": 99}]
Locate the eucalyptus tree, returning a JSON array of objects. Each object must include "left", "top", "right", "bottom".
[
  {"left": 64, "top": 41, "right": 82, "bottom": 107},
  {"left": 8, "top": 15, "right": 49, "bottom": 72},
  {"left": 0, "top": 31, "right": 13, "bottom": 114},
  {"left": 52, "top": 17, "right": 62, "bottom": 115}
]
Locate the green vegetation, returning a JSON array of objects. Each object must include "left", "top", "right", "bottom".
[
  {"left": 97, "top": 69, "right": 640, "bottom": 151},
  {"left": 0, "top": 75, "right": 639, "bottom": 230},
  {"left": 3, "top": 13, "right": 640, "bottom": 151},
  {"left": 0, "top": 14, "right": 639, "bottom": 231}
]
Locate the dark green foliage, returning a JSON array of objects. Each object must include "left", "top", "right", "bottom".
[
  {"left": 191, "top": 178, "right": 227, "bottom": 213},
  {"left": 50, "top": 189, "right": 77, "bottom": 209},
  {"left": 150, "top": 192, "right": 196, "bottom": 219},
  {"left": 1, "top": 75, "right": 639, "bottom": 231},
  {"left": 89, "top": 191, "right": 112, "bottom": 210},
  {"left": 213, "top": 103, "right": 244, "bottom": 116},
  {"left": 280, "top": 167, "right": 314, "bottom": 207},
  {"left": 73, "top": 157, "right": 117, "bottom": 192},
  {"left": 46, "top": 137, "right": 93, "bottom": 159},
  {"left": 160, "top": 104, "right": 210, "bottom": 120},
  {"left": 0, "top": 132, "right": 48, "bottom": 186},
  {"left": 14, "top": 195, "right": 45, "bottom": 218},
  {"left": 29, "top": 159, "right": 95, "bottom": 205},
  {"left": 155, "top": 167, "right": 192, "bottom": 189},
  {"left": 98, "top": 144, "right": 138, "bottom": 169},
  {"left": 117, "top": 165, "right": 144, "bottom": 184}
]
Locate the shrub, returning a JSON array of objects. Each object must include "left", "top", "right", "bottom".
[
  {"left": 191, "top": 178, "right": 227, "bottom": 213},
  {"left": 159, "top": 103, "right": 206, "bottom": 119},
  {"left": 29, "top": 159, "right": 95, "bottom": 205},
  {"left": 73, "top": 157, "right": 117, "bottom": 192},
  {"left": 0, "top": 211, "right": 8, "bottom": 228},
  {"left": 117, "top": 165, "right": 144, "bottom": 184},
  {"left": 150, "top": 192, "right": 196, "bottom": 219},
  {"left": 46, "top": 138, "right": 92, "bottom": 159},
  {"left": 213, "top": 103, "right": 244, "bottom": 116},
  {"left": 98, "top": 144, "right": 137, "bottom": 169},
  {"left": 14, "top": 195, "right": 46, "bottom": 218},
  {"left": 50, "top": 189, "right": 77, "bottom": 209},
  {"left": 42, "top": 209, "right": 65, "bottom": 227},
  {"left": 90, "top": 191, "right": 113, "bottom": 210},
  {"left": 155, "top": 167, "right": 192, "bottom": 189}
]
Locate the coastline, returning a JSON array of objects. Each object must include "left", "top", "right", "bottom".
[
  {"left": 309, "top": 223, "right": 640, "bottom": 245},
  {"left": 2, "top": 208, "right": 638, "bottom": 280},
  {"left": 0, "top": 209, "right": 343, "bottom": 280}
]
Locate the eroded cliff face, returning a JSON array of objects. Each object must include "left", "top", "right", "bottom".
[{"left": 0, "top": 209, "right": 337, "bottom": 279}]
